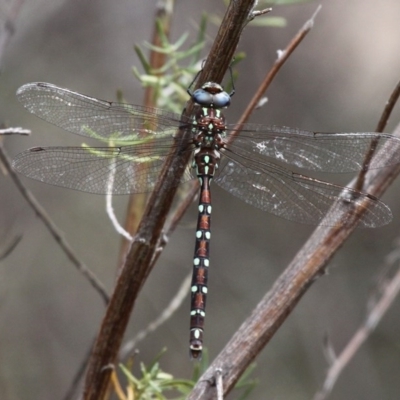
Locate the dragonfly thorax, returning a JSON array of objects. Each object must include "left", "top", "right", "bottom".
[{"left": 192, "top": 105, "right": 225, "bottom": 178}]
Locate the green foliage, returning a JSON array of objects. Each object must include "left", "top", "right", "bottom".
[
  {"left": 113, "top": 349, "right": 257, "bottom": 400},
  {"left": 249, "top": 16, "right": 287, "bottom": 27},
  {"left": 132, "top": 13, "right": 209, "bottom": 113}
]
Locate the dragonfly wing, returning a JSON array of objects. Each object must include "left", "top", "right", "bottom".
[
  {"left": 16, "top": 83, "right": 187, "bottom": 142},
  {"left": 225, "top": 124, "right": 400, "bottom": 172},
  {"left": 214, "top": 153, "right": 392, "bottom": 227},
  {"left": 12, "top": 143, "right": 195, "bottom": 194}
]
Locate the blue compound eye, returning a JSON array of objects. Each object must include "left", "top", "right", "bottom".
[
  {"left": 212, "top": 91, "right": 230, "bottom": 108},
  {"left": 192, "top": 89, "right": 213, "bottom": 106}
]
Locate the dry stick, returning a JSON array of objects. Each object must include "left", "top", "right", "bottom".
[
  {"left": 375, "top": 79, "right": 400, "bottom": 134},
  {"left": 0, "top": 144, "right": 109, "bottom": 304},
  {"left": 81, "top": 1, "right": 259, "bottom": 398},
  {"left": 0, "top": 127, "right": 31, "bottom": 136},
  {"left": 63, "top": 342, "right": 95, "bottom": 400},
  {"left": 234, "top": 5, "right": 322, "bottom": 135},
  {"left": 0, "top": 234, "right": 22, "bottom": 261},
  {"left": 355, "top": 79, "right": 400, "bottom": 192},
  {"left": 215, "top": 368, "right": 223, "bottom": 400}
]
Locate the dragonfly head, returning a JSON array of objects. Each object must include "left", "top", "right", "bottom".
[{"left": 191, "top": 82, "right": 231, "bottom": 109}]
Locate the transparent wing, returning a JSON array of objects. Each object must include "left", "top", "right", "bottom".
[
  {"left": 214, "top": 152, "right": 391, "bottom": 227},
  {"left": 14, "top": 82, "right": 196, "bottom": 194},
  {"left": 225, "top": 124, "right": 400, "bottom": 172},
  {"left": 12, "top": 144, "right": 195, "bottom": 194},
  {"left": 16, "top": 82, "right": 187, "bottom": 142}
]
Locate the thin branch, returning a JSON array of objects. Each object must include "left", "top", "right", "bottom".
[
  {"left": 375, "top": 79, "right": 400, "bottom": 133},
  {"left": 82, "top": 1, "right": 259, "bottom": 399},
  {"left": 216, "top": 368, "right": 223, "bottom": 400},
  {"left": 0, "top": 144, "right": 110, "bottom": 304},
  {"left": 0, "top": 127, "right": 31, "bottom": 136},
  {"left": 106, "top": 192, "right": 133, "bottom": 241},
  {"left": 62, "top": 340, "right": 95, "bottom": 400},
  {"left": 234, "top": 5, "right": 321, "bottom": 133},
  {"left": 105, "top": 164, "right": 133, "bottom": 241},
  {"left": 314, "top": 241, "right": 400, "bottom": 400},
  {"left": 0, "top": 234, "right": 22, "bottom": 260},
  {"left": 355, "top": 78, "right": 400, "bottom": 191},
  {"left": 248, "top": 7, "right": 273, "bottom": 21}
]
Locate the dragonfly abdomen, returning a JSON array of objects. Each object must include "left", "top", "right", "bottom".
[{"left": 189, "top": 175, "right": 212, "bottom": 359}]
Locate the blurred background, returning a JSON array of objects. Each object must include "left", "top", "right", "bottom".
[{"left": 1, "top": 0, "right": 400, "bottom": 399}]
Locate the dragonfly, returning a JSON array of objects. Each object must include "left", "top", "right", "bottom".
[{"left": 12, "top": 74, "right": 400, "bottom": 359}]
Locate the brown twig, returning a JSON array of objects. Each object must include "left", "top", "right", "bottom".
[
  {"left": 0, "top": 234, "right": 22, "bottom": 260},
  {"left": 81, "top": 1, "right": 258, "bottom": 397},
  {"left": 355, "top": 79, "right": 400, "bottom": 191},
  {"left": 234, "top": 5, "right": 322, "bottom": 133},
  {"left": 62, "top": 340, "right": 95, "bottom": 400},
  {"left": 0, "top": 144, "right": 110, "bottom": 304},
  {"left": 375, "top": 79, "right": 400, "bottom": 133},
  {"left": 314, "top": 238, "right": 400, "bottom": 400}
]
